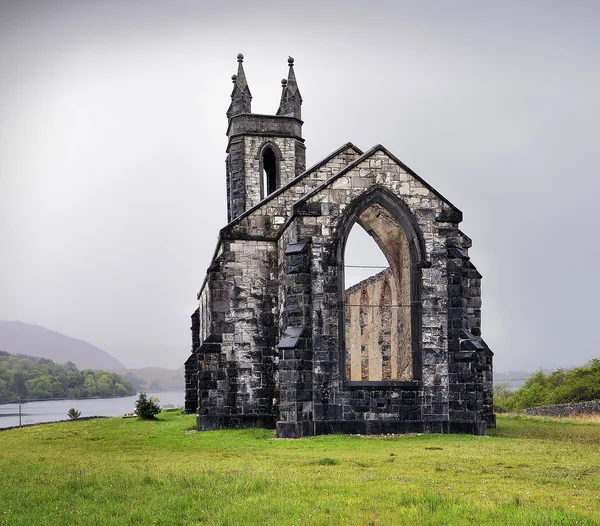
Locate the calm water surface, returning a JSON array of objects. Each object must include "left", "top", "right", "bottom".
[{"left": 0, "top": 391, "right": 185, "bottom": 429}]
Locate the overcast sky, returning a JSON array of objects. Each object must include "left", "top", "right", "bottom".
[{"left": 1, "top": 0, "right": 598, "bottom": 372}]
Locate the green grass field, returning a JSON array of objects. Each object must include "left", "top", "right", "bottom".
[{"left": 0, "top": 413, "right": 598, "bottom": 525}]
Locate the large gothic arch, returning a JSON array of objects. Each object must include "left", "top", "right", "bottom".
[{"left": 335, "top": 186, "right": 427, "bottom": 385}]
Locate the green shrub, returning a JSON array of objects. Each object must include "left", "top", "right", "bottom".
[
  {"left": 493, "top": 383, "right": 516, "bottom": 413},
  {"left": 135, "top": 392, "right": 161, "bottom": 420},
  {"left": 499, "top": 359, "right": 600, "bottom": 412},
  {"left": 67, "top": 408, "right": 81, "bottom": 420},
  {"left": 316, "top": 457, "right": 339, "bottom": 465}
]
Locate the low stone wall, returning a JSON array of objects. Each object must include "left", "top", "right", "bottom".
[{"left": 518, "top": 400, "right": 600, "bottom": 417}]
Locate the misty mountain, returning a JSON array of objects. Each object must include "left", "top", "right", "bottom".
[
  {"left": 116, "top": 366, "right": 184, "bottom": 392},
  {"left": 493, "top": 370, "right": 557, "bottom": 390},
  {"left": 0, "top": 320, "right": 125, "bottom": 370}
]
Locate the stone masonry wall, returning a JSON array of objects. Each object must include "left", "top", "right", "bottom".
[
  {"left": 226, "top": 112, "right": 305, "bottom": 222},
  {"left": 184, "top": 309, "right": 200, "bottom": 414},
  {"left": 446, "top": 228, "right": 494, "bottom": 432},
  {"left": 196, "top": 238, "right": 279, "bottom": 429},
  {"left": 225, "top": 146, "right": 362, "bottom": 239},
  {"left": 276, "top": 239, "right": 315, "bottom": 438},
  {"left": 292, "top": 149, "right": 457, "bottom": 434},
  {"left": 226, "top": 138, "right": 246, "bottom": 221},
  {"left": 344, "top": 269, "right": 402, "bottom": 382},
  {"left": 243, "top": 136, "right": 301, "bottom": 210},
  {"left": 518, "top": 401, "right": 600, "bottom": 417}
]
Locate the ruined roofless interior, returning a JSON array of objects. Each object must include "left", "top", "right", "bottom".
[{"left": 184, "top": 54, "right": 495, "bottom": 438}]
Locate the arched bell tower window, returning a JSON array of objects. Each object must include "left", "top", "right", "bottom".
[{"left": 260, "top": 144, "right": 280, "bottom": 199}]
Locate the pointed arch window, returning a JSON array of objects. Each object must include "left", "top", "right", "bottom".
[
  {"left": 339, "top": 189, "right": 425, "bottom": 384},
  {"left": 261, "top": 145, "right": 279, "bottom": 198}
]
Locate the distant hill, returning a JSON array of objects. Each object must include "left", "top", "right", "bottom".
[
  {"left": 493, "top": 371, "right": 534, "bottom": 390},
  {"left": 116, "top": 366, "right": 184, "bottom": 392},
  {"left": 0, "top": 321, "right": 125, "bottom": 370}
]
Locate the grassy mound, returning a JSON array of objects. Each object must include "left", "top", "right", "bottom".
[{"left": 0, "top": 413, "right": 598, "bottom": 525}]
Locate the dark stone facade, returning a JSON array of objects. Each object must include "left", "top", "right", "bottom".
[{"left": 185, "top": 55, "right": 495, "bottom": 437}]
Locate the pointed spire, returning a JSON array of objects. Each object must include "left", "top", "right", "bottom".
[
  {"left": 277, "top": 56, "right": 302, "bottom": 119},
  {"left": 227, "top": 53, "right": 252, "bottom": 118}
]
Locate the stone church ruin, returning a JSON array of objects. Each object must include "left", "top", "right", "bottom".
[{"left": 184, "top": 54, "right": 495, "bottom": 437}]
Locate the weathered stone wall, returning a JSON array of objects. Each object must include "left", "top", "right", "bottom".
[
  {"left": 518, "top": 401, "right": 600, "bottom": 417},
  {"left": 226, "top": 138, "right": 246, "bottom": 222},
  {"left": 276, "top": 238, "right": 314, "bottom": 438},
  {"left": 225, "top": 145, "right": 362, "bottom": 239},
  {"left": 243, "top": 136, "right": 302, "bottom": 208},
  {"left": 446, "top": 229, "right": 494, "bottom": 431},
  {"left": 195, "top": 238, "right": 279, "bottom": 430},
  {"left": 286, "top": 148, "right": 453, "bottom": 435},
  {"left": 184, "top": 308, "right": 200, "bottom": 414},
  {"left": 196, "top": 242, "right": 224, "bottom": 345},
  {"left": 226, "top": 113, "right": 305, "bottom": 221},
  {"left": 344, "top": 269, "right": 405, "bottom": 382}
]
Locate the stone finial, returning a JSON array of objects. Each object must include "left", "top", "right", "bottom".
[
  {"left": 277, "top": 55, "right": 302, "bottom": 118},
  {"left": 227, "top": 54, "right": 252, "bottom": 118}
]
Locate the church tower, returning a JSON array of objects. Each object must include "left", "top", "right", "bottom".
[{"left": 225, "top": 54, "right": 306, "bottom": 222}]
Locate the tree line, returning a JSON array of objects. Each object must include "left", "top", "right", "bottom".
[
  {"left": 494, "top": 358, "right": 600, "bottom": 412},
  {"left": 0, "top": 350, "right": 136, "bottom": 403}
]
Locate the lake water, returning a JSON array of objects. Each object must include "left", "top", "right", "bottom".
[{"left": 0, "top": 391, "right": 186, "bottom": 429}]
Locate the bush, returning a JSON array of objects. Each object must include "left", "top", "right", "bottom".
[
  {"left": 498, "top": 359, "right": 600, "bottom": 412},
  {"left": 317, "top": 457, "right": 339, "bottom": 466},
  {"left": 493, "top": 384, "right": 516, "bottom": 413},
  {"left": 135, "top": 392, "right": 161, "bottom": 420},
  {"left": 67, "top": 408, "right": 81, "bottom": 420}
]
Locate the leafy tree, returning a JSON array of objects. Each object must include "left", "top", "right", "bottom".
[
  {"left": 12, "top": 372, "right": 27, "bottom": 398},
  {"left": 551, "top": 359, "right": 600, "bottom": 404},
  {"left": 0, "top": 353, "right": 136, "bottom": 402},
  {"left": 26, "top": 375, "right": 54, "bottom": 399},
  {"left": 64, "top": 361, "right": 78, "bottom": 372},
  {"left": 135, "top": 392, "right": 161, "bottom": 420},
  {"left": 83, "top": 373, "right": 99, "bottom": 396},
  {"left": 510, "top": 370, "right": 552, "bottom": 410},
  {"left": 0, "top": 377, "right": 10, "bottom": 401},
  {"left": 113, "top": 383, "right": 129, "bottom": 397}
]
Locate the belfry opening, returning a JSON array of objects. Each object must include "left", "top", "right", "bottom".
[{"left": 261, "top": 146, "right": 278, "bottom": 197}]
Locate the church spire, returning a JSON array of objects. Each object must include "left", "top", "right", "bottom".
[
  {"left": 277, "top": 56, "right": 302, "bottom": 119},
  {"left": 227, "top": 53, "right": 252, "bottom": 118}
]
